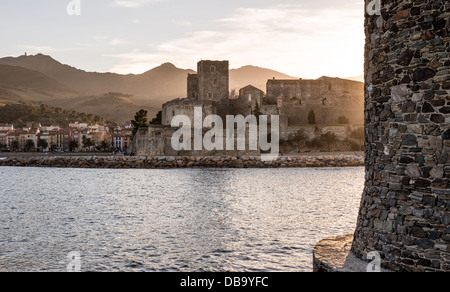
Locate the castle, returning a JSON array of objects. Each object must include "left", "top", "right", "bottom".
[{"left": 133, "top": 60, "right": 364, "bottom": 156}]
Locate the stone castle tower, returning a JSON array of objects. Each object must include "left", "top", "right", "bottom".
[
  {"left": 196, "top": 60, "right": 229, "bottom": 102},
  {"left": 314, "top": 0, "right": 449, "bottom": 272},
  {"left": 351, "top": 0, "right": 450, "bottom": 272},
  {"left": 185, "top": 60, "right": 230, "bottom": 118}
]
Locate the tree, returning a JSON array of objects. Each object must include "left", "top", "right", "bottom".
[
  {"left": 24, "top": 139, "right": 35, "bottom": 152},
  {"left": 37, "top": 139, "right": 48, "bottom": 152},
  {"left": 131, "top": 109, "right": 149, "bottom": 137},
  {"left": 306, "top": 137, "right": 322, "bottom": 149},
  {"left": 69, "top": 140, "right": 79, "bottom": 152},
  {"left": 350, "top": 127, "right": 364, "bottom": 151},
  {"left": 82, "top": 138, "right": 94, "bottom": 151},
  {"left": 150, "top": 111, "right": 162, "bottom": 125},
  {"left": 308, "top": 109, "right": 316, "bottom": 125},
  {"left": 100, "top": 140, "right": 110, "bottom": 152},
  {"left": 338, "top": 116, "right": 350, "bottom": 124},
  {"left": 11, "top": 140, "right": 19, "bottom": 152},
  {"left": 288, "top": 129, "right": 307, "bottom": 148},
  {"left": 320, "top": 132, "right": 338, "bottom": 152}
]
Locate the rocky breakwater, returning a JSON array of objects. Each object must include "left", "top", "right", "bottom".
[{"left": 0, "top": 154, "right": 364, "bottom": 169}]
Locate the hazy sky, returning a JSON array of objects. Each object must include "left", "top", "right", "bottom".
[{"left": 0, "top": 0, "right": 364, "bottom": 78}]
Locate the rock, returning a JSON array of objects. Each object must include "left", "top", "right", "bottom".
[
  {"left": 422, "top": 102, "right": 435, "bottom": 113},
  {"left": 430, "top": 114, "right": 445, "bottom": 123},
  {"left": 411, "top": 226, "right": 427, "bottom": 238},
  {"left": 406, "top": 165, "right": 421, "bottom": 178},
  {"left": 412, "top": 68, "right": 436, "bottom": 82},
  {"left": 391, "top": 84, "right": 410, "bottom": 103},
  {"left": 401, "top": 134, "right": 417, "bottom": 146},
  {"left": 393, "top": 9, "right": 410, "bottom": 21},
  {"left": 415, "top": 238, "right": 434, "bottom": 249}
]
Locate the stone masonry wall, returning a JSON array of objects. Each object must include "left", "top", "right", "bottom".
[
  {"left": 351, "top": 0, "right": 450, "bottom": 272},
  {"left": 0, "top": 154, "right": 364, "bottom": 169}
]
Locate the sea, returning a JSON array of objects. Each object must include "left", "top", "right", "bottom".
[{"left": 0, "top": 166, "right": 364, "bottom": 272}]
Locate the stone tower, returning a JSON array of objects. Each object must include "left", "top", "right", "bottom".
[
  {"left": 193, "top": 60, "right": 230, "bottom": 118},
  {"left": 351, "top": 0, "right": 450, "bottom": 272},
  {"left": 197, "top": 60, "right": 229, "bottom": 102}
]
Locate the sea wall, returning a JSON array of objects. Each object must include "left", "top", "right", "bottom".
[{"left": 0, "top": 154, "right": 364, "bottom": 169}]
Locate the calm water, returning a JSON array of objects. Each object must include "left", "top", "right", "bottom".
[{"left": 0, "top": 166, "right": 364, "bottom": 272}]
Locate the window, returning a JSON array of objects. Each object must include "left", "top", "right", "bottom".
[
  {"left": 248, "top": 94, "right": 252, "bottom": 102},
  {"left": 213, "top": 78, "right": 218, "bottom": 85},
  {"left": 210, "top": 66, "right": 216, "bottom": 72},
  {"left": 208, "top": 93, "right": 214, "bottom": 99}
]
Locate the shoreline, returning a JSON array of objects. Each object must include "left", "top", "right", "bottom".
[{"left": 0, "top": 153, "right": 364, "bottom": 169}]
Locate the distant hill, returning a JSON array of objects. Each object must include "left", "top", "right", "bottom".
[
  {"left": 0, "top": 54, "right": 195, "bottom": 106},
  {"left": 0, "top": 64, "right": 77, "bottom": 99},
  {"left": 229, "top": 65, "right": 297, "bottom": 92},
  {"left": 46, "top": 92, "right": 149, "bottom": 125},
  {"left": 0, "top": 54, "right": 298, "bottom": 102},
  {"left": 345, "top": 74, "right": 364, "bottom": 83},
  {"left": 0, "top": 53, "right": 362, "bottom": 123},
  {"left": 0, "top": 101, "right": 114, "bottom": 127}
]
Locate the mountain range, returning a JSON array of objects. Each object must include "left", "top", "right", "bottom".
[{"left": 0, "top": 53, "right": 361, "bottom": 123}]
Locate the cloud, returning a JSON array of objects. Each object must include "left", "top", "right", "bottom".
[
  {"left": 172, "top": 20, "right": 192, "bottom": 27},
  {"left": 109, "top": 39, "right": 130, "bottom": 45},
  {"left": 111, "top": 0, "right": 162, "bottom": 8},
  {"left": 107, "top": 3, "right": 364, "bottom": 78}
]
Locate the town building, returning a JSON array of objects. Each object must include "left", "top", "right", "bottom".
[{"left": 0, "top": 124, "right": 14, "bottom": 131}]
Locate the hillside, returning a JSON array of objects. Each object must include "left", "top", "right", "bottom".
[
  {"left": 0, "top": 101, "right": 114, "bottom": 127},
  {"left": 0, "top": 64, "right": 77, "bottom": 100},
  {"left": 46, "top": 92, "right": 159, "bottom": 125},
  {"left": 0, "top": 54, "right": 299, "bottom": 103},
  {"left": 230, "top": 65, "right": 297, "bottom": 92},
  {"left": 0, "top": 54, "right": 194, "bottom": 105},
  {"left": 0, "top": 53, "right": 363, "bottom": 124}
]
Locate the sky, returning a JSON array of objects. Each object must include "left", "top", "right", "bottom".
[{"left": 0, "top": 0, "right": 364, "bottom": 79}]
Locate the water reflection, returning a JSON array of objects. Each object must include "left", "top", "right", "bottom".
[{"left": 0, "top": 167, "right": 364, "bottom": 272}]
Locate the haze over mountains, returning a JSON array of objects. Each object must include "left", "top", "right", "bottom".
[{"left": 0, "top": 54, "right": 361, "bottom": 123}]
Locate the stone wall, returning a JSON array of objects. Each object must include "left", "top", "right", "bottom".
[
  {"left": 0, "top": 154, "right": 364, "bottom": 169},
  {"left": 229, "top": 85, "right": 264, "bottom": 116},
  {"left": 161, "top": 98, "right": 216, "bottom": 126},
  {"left": 351, "top": 0, "right": 450, "bottom": 272},
  {"left": 187, "top": 73, "right": 198, "bottom": 100},
  {"left": 266, "top": 77, "right": 364, "bottom": 125},
  {"left": 134, "top": 125, "right": 178, "bottom": 156}
]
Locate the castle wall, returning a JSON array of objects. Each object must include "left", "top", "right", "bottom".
[
  {"left": 187, "top": 74, "right": 198, "bottom": 100},
  {"left": 134, "top": 126, "right": 177, "bottom": 156},
  {"left": 161, "top": 98, "right": 216, "bottom": 126},
  {"left": 267, "top": 77, "right": 364, "bottom": 125},
  {"left": 351, "top": 0, "right": 450, "bottom": 272},
  {"left": 133, "top": 125, "right": 261, "bottom": 157}
]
